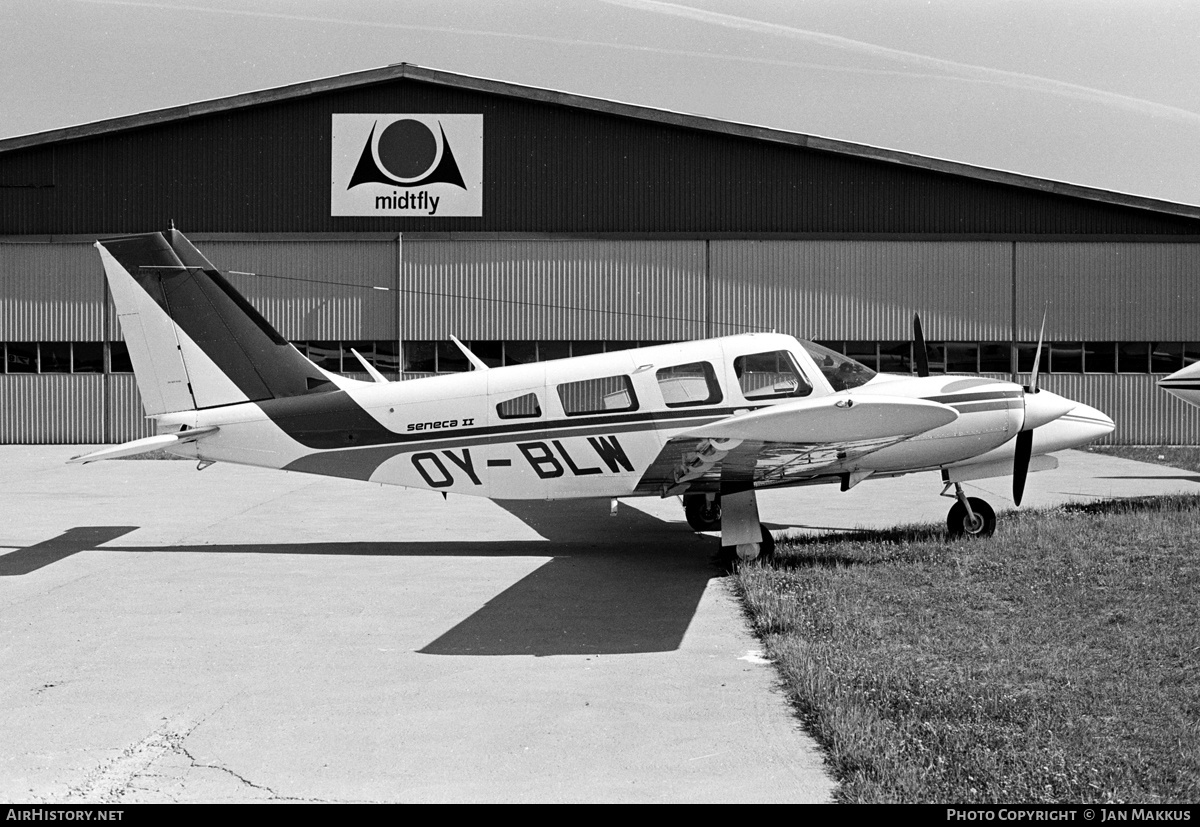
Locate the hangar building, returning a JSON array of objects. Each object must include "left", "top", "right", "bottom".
[{"left": 3, "top": 63, "right": 1200, "bottom": 445}]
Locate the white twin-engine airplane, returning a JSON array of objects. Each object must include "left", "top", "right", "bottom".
[{"left": 76, "top": 230, "right": 1115, "bottom": 561}]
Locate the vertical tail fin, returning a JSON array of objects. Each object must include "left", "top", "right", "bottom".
[{"left": 97, "top": 230, "right": 334, "bottom": 415}]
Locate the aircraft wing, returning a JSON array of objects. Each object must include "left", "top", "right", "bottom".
[{"left": 635, "top": 395, "right": 958, "bottom": 496}]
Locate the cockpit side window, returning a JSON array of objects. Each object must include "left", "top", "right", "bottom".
[
  {"left": 798, "top": 341, "right": 877, "bottom": 391},
  {"left": 656, "top": 361, "right": 722, "bottom": 407},
  {"left": 733, "top": 351, "right": 812, "bottom": 400}
]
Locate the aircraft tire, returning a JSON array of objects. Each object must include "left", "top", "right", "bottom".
[
  {"left": 684, "top": 494, "right": 722, "bottom": 532},
  {"left": 717, "top": 526, "right": 776, "bottom": 570},
  {"left": 946, "top": 497, "right": 997, "bottom": 538}
]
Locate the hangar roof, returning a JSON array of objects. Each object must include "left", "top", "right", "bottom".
[{"left": 3, "top": 62, "right": 1198, "bottom": 223}]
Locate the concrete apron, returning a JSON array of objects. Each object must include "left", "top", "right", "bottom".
[
  {"left": 2, "top": 446, "right": 1196, "bottom": 802},
  {"left": 0, "top": 445, "right": 834, "bottom": 804}
]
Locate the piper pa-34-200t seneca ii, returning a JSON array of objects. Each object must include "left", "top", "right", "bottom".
[{"left": 75, "top": 230, "right": 1115, "bottom": 561}]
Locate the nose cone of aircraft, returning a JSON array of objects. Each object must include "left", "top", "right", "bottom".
[
  {"left": 1021, "top": 389, "right": 1079, "bottom": 431},
  {"left": 1032, "top": 401, "right": 1115, "bottom": 453},
  {"left": 1158, "top": 361, "right": 1200, "bottom": 409}
]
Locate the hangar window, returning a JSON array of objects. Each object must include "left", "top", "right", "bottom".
[
  {"left": 844, "top": 341, "right": 878, "bottom": 371},
  {"left": 4, "top": 343, "right": 37, "bottom": 373},
  {"left": 979, "top": 343, "right": 1010, "bottom": 373},
  {"left": 1151, "top": 342, "right": 1200, "bottom": 373},
  {"left": 403, "top": 341, "right": 437, "bottom": 373},
  {"left": 1048, "top": 343, "right": 1083, "bottom": 373},
  {"left": 109, "top": 341, "right": 133, "bottom": 373},
  {"left": 879, "top": 342, "right": 914, "bottom": 374},
  {"left": 394, "top": 340, "right": 678, "bottom": 374},
  {"left": 656, "top": 362, "right": 722, "bottom": 407},
  {"left": 39, "top": 342, "right": 71, "bottom": 373},
  {"left": 73, "top": 343, "right": 104, "bottom": 373},
  {"left": 734, "top": 351, "right": 812, "bottom": 399},
  {"left": 496, "top": 393, "right": 542, "bottom": 419},
  {"left": 302, "top": 341, "right": 342, "bottom": 372},
  {"left": 1115, "top": 342, "right": 1147, "bottom": 373},
  {"left": 1, "top": 342, "right": 116, "bottom": 374},
  {"left": 1014, "top": 342, "right": 1048, "bottom": 374},
  {"left": 558, "top": 375, "right": 638, "bottom": 416},
  {"left": 944, "top": 343, "right": 978, "bottom": 373}
]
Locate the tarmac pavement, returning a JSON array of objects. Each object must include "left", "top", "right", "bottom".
[{"left": 1, "top": 445, "right": 1197, "bottom": 803}]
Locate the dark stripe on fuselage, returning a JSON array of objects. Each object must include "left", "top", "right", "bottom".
[
  {"left": 279, "top": 405, "right": 739, "bottom": 480},
  {"left": 261, "top": 390, "right": 763, "bottom": 451},
  {"left": 927, "top": 389, "right": 1022, "bottom": 405},
  {"left": 948, "top": 400, "right": 1023, "bottom": 414}
]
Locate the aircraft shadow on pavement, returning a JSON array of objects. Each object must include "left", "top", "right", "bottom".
[
  {"left": 2, "top": 502, "right": 722, "bottom": 657},
  {"left": 1097, "top": 474, "right": 1200, "bottom": 484}
]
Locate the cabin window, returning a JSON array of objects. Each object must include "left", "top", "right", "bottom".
[
  {"left": 734, "top": 351, "right": 812, "bottom": 400},
  {"left": 656, "top": 361, "right": 722, "bottom": 407},
  {"left": 558, "top": 374, "right": 638, "bottom": 416},
  {"left": 497, "top": 392, "right": 542, "bottom": 420}
]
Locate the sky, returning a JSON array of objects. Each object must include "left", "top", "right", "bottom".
[{"left": 3, "top": 0, "right": 1200, "bottom": 206}]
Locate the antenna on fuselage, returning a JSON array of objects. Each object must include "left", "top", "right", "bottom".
[
  {"left": 450, "top": 335, "right": 490, "bottom": 371},
  {"left": 350, "top": 348, "right": 389, "bottom": 383}
]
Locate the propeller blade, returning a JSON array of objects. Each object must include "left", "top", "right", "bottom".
[
  {"left": 1028, "top": 310, "right": 1047, "bottom": 394},
  {"left": 913, "top": 314, "right": 930, "bottom": 378},
  {"left": 1013, "top": 429, "right": 1033, "bottom": 506}
]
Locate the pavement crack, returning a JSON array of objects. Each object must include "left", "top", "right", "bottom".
[{"left": 174, "top": 744, "right": 288, "bottom": 799}]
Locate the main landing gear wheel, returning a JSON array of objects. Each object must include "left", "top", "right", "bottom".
[
  {"left": 684, "top": 494, "right": 722, "bottom": 532},
  {"left": 946, "top": 497, "right": 997, "bottom": 538},
  {"left": 718, "top": 525, "right": 776, "bottom": 569}
]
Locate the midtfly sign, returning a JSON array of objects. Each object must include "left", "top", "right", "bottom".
[{"left": 331, "top": 114, "right": 483, "bottom": 217}]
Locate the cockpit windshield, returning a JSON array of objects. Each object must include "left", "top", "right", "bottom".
[{"left": 799, "top": 341, "right": 877, "bottom": 391}]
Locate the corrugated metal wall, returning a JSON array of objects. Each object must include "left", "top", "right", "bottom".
[
  {"left": 0, "top": 375, "right": 106, "bottom": 442},
  {"left": 6, "top": 235, "right": 1200, "bottom": 444},
  {"left": 189, "top": 238, "right": 399, "bottom": 339},
  {"left": 710, "top": 240, "right": 1012, "bottom": 340},
  {"left": 1, "top": 241, "right": 104, "bottom": 340},
  {"left": 1016, "top": 242, "right": 1200, "bottom": 340},
  {"left": 401, "top": 239, "right": 707, "bottom": 340},
  {"left": 107, "top": 374, "right": 156, "bottom": 443},
  {"left": 1037, "top": 375, "right": 1200, "bottom": 445}
]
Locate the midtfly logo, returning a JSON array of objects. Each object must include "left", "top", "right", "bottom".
[{"left": 331, "top": 114, "right": 483, "bottom": 217}]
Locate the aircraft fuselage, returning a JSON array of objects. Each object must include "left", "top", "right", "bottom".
[{"left": 157, "top": 333, "right": 1111, "bottom": 500}]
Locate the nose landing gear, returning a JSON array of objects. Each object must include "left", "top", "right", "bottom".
[{"left": 944, "top": 482, "right": 997, "bottom": 538}]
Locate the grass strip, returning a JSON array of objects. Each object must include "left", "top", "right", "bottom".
[{"left": 736, "top": 495, "right": 1200, "bottom": 803}]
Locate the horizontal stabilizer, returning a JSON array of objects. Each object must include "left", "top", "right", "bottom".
[
  {"left": 67, "top": 426, "right": 219, "bottom": 464},
  {"left": 681, "top": 395, "right": 958, "bottom": 444}
]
